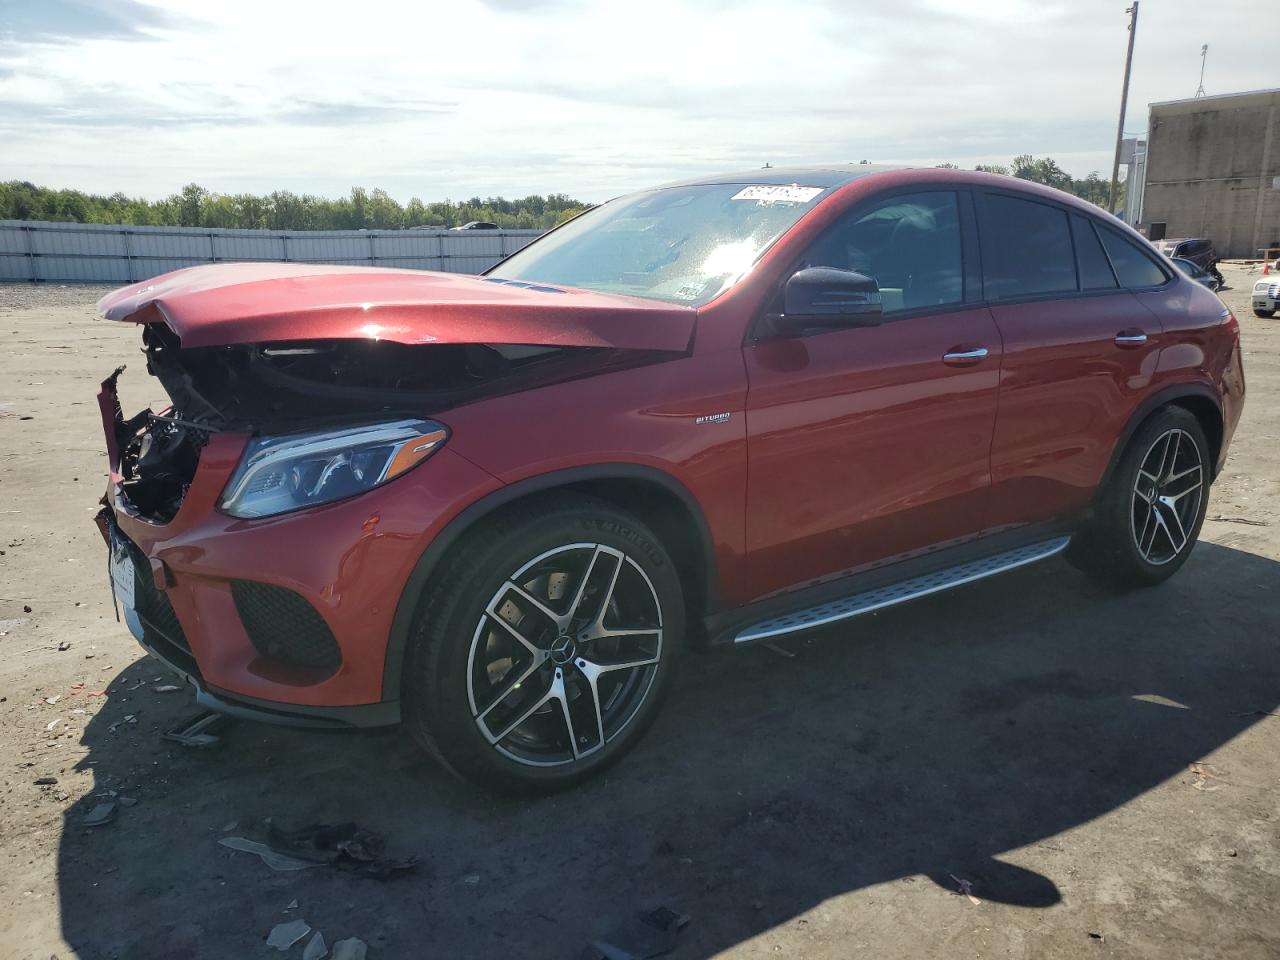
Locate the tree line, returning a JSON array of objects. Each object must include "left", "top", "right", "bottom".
[
  {"left": 1, "top": 156, "right": 1121, "bottom": 232},
  {"left": 952, "top": 154, "right": 1121, "bottom": 208},
  {"left": 0, "top": 181, "right": 591, "bottom": 231}
]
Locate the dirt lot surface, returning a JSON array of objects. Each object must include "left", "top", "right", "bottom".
[{"left": 1, "top": 265, "right": 1278, "bottom": 960}]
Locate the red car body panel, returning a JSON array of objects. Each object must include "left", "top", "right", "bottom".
[
  {"left": 741, "top": 305, "right": 1002, "bottom": 597},
  {"left": 104, "top": 423, "right": 503, "bottom": 706},
  {"left": 984, "top": 292, "right": 1165, "bottom": 528},
  {"left": 94, "top": 167, "right": 1246, "bottom": 720},
  {"left": 97, "top": 262, "right": 696, "bottom": 352}
]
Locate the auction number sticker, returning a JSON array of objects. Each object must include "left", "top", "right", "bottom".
[{"left": 731, "top": 185, "right": 823, "bottom": 204}]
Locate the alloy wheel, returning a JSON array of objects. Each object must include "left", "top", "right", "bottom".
[
  {"left": 466, "top": 543, "right": 664, "bottom": 767},
  {"left": 1130, "top": 428, "right": 1204, "bottom": 566}
]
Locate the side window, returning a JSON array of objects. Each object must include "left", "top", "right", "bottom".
[
  {"left": 799, "top": 191, "right": 963, "bottom": 314},
  {"left": 1098, "top": 228, "right": 1169, "bottom": 288},
  {"left": 1070, "top": 214, "right": 1118, "bottom": 290},
  {"left": 979, "top": 194, "right": 1076, "bottom": 299}
]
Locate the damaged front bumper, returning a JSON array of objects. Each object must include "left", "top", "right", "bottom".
[{"left": 94, "top": 368, "right": 501, "bottom": 729}]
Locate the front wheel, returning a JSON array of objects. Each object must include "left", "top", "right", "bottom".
[
  {"left": 403, "top": 494, "right": 683, "bottom": 792},
  {"left": 1255, "top": 308, "right": 1276, "bottom": 319},
  {"left": 1068, "top": 407, "right": 1210, "bottom": 588}
]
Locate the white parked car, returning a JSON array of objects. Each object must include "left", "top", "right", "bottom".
[{"left": 1254, "top": 276, "right": 1279, "bottom": 318}]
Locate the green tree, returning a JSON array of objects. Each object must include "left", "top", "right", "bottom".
[{"left": 0, "top": 180, "right": 593, "bottom": 230}]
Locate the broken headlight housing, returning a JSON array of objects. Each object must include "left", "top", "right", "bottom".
[{"left": 219, "top": 419, "right": 448, "bottom": 519}]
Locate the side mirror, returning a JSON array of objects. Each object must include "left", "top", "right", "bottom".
[{"left": 764, "top": 267, "right": 884, "bottom": 337}]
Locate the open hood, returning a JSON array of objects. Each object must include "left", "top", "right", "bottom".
[{"left": 96, "top": 262, "right": 696, "bottom": 353}]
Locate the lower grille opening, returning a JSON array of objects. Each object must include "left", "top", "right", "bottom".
[
  {"left": 123, "top": 540, "right": 191, "bottom": 653},
  {"left": 231, "top": 580, "right": 342, "bottom": 676}
]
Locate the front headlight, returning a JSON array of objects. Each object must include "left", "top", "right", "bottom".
[
  {"left": 219, "top": 419, "right": 448, "bottom": 518},
  {"left": 1257, "top": 280, "right": 1273, "bottom": 292}
]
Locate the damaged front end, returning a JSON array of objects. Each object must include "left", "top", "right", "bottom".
[
  {"left": 102, "top": 327, "right": 657, "bottom": 523},
  {"left": 96, "top": 262, "right": 696, "bottom": 523}
]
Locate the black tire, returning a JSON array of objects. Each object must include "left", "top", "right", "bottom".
[
  {"left": 403, "top": 493, "right": 684, "bottom": 793},
  {"left": 1068, "top": 406, "right": 1211, "bottom": 589},
  {"left": 1255, "top": 309, "right": 1276, "bottom": 319}
]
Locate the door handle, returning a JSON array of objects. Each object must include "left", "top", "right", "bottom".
[
  {"left": 942, "top": 347, "right": 989, "bottom": 366},
  {"left": 1114, "top": 330, "right": 1148, "bottom": 347}
]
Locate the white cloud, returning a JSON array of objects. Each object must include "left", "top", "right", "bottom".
[{"left": 0, "top": 0, "right": 1271, "bottom": 202}]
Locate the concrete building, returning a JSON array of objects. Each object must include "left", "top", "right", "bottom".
[{"left": 1141, "top": 88, "right": 1280, "bottom": 259}]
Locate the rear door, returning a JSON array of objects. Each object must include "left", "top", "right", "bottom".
[
  {"left": 978, "top": 192, "right": 1170, "bottom": 527},
  {"left": 742, "top": 189, "right": 1002, "bottom": 600}
]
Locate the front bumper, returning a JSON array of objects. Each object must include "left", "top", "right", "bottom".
[
  {"left": 96, "top": 378, "right": 502, "bottom": 727},
  {"left": 1254, "top": 282, "right": 1279, "bottom": 312},
  {"left": 115, "top": 585, "right": 398, "bottom": 728}
]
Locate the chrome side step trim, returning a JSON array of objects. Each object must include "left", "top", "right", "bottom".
[{"left": 734, "top": 536, "right": 1071, "bottom": 644}]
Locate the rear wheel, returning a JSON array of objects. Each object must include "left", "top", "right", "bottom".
[
  {"left": 1068, "top": 407, "right": 1210, "bottom": 588},
  {"left": 404, "top": 494, "right": 683, "bottom": 792}
]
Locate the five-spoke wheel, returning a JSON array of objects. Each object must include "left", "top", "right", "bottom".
[
  {"left": 1069, "top": 406, "right": 1211, "bottom": 587},
  {"left": 404, "top": 495, "right": 682, "bottom": 792},
  {"left": 1130, "top": 428, "right": 1204, "bottom": 566},
  {"left": 468, "top": 543, "right": 664, "bottom": 767}
]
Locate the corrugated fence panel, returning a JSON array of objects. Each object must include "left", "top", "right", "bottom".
[
  {"left": 0, "top": 221, "right": 545, "bottom": 284},
  {"left": 213, "top": 234, "right": 287, "bottom": 261},
  {"left": 287, "top": 235, "right": 371, "bottom": 262}
]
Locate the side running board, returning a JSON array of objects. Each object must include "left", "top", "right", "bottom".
[{"left": 735, "top": 536, "right": 1071, "bottom": 644}]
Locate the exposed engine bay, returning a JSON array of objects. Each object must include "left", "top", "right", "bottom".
[{"left": 108, "top": 323, "right": 654, "bottom": 523}]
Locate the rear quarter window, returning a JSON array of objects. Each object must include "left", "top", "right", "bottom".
[
  {"left": 1070, "top": 215, "right": 1118, "bottom": 291},
  {"left": 1098, "top": 228, "right": 1169, "bottom": 289}
]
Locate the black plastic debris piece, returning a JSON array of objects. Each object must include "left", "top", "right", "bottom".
[
  {"left": 163, "top": 711, "right": 229, "bottom": 749},
  {"left": 221, "top": 820, "right": 418, "bottom": 880},
  {"left": 580, "top": 906, "right": 690, "bottom": 960},
  {"left": 83, "top": 801, "right": 117, "bottom": 828}
]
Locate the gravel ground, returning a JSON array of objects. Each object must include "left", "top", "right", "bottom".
[{"left": 0, "top": 265, "right": 1278, "bottom": 960}]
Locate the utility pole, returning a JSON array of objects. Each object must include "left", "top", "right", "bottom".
[
  {"left": 1195, "top": 44, "right": 1208, "bottom": 97},
  {"left": 1109, "top": 2, "right": 1139, "bottom": 214}
]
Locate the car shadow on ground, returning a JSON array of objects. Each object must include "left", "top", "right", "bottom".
[{"left": 57, "top": 541, "right": 1280, "bottom": 959}]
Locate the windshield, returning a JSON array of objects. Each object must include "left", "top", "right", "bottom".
[{"left": 488, "top": 183, "right": 830, "bottom": 306}]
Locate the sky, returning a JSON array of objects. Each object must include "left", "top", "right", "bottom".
[{"left": 0, "top": 0, "right": 1273, "bottom": 204}]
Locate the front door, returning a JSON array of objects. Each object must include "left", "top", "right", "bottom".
[{"left": 743, "top": 190, "right": 1001, "bottom": 602}]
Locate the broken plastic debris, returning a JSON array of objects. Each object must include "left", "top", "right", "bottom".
[
  {"left": 218, "top": 837, "right": 321, "bottom": 873},
  {"left": 949, "top": 873, "right": 982, "bottom": 905},
  {"left": 153, "top": 684, "right": 181, "bottom": 693},
  {"left": 266, "top": 821, "right": 419, "bottom": 880},
  {"left": 1189, "top": 760, "right": 1230, "bottom": 791},
  {"left": 581, "top": 906, "right": 690, "bottom": 960},
  {"left": 330, "top": 938, "right": 368, "bottom": 960},
  {"left": 164, "top": 711, "right": 228, "bottom": 749},
  {"left": 266, "top": 919, "right": 311, "bottom": 951},
  {"left": 83, "top": 802, "right": 117, "bottom": 827},
  {"left": 303, "top": 931, "right": 328, "bottom": 960}
]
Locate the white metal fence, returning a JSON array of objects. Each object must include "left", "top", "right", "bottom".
[{"left": 0, "top": 220, "right": 545, "bottom": 284}]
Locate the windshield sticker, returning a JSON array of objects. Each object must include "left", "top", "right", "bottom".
[{"left": 731, "top": 185, "right": 823, "bottom": 205}]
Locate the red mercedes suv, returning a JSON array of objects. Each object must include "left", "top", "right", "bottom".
[{"left": 95, "top": 167, "right": 1244, "bottom": 790}]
